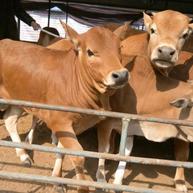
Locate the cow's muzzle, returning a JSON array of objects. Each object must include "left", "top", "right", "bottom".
[
  {"left": 104, "top": 68, "right": 129, "bottom": 88},
  {"left": 152, "top": 59, "right": 174, "bottom": 69},
  {"left": 152, "top": 46, "right": 177, "bottom": 69},
  {"left": 157, "top": 46, "right": 176, "bottom": 60}
]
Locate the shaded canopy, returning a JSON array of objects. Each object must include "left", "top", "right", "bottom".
[{"left": 21, "top": 0, "right": 193, "bottom": 27}]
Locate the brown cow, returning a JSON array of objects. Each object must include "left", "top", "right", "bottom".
[
  {"left": 116, "top": 14, "right": 193, "bottom": 192},
  {"left": 5, "top": 29, "right": 75, "bottom": 165},
  {"left": 138, "top": 10, "right": 193, "bottom": 71},
  {"left": 34, "top": 14, "right": 193, "bottom": 191},
  {"left": 24, "top": 13, "right": 193, "bottom": 191},
  {"left": 96, "top": 10, "right": 193, "bottom": 193},
  {"left": 96, "top": 53, "right": 193, "bottom": 193},
  {"left": 0, "top": 22, "right": 128, "bottom": 192},
  {"left": 142, "top": 10, "right": 193, "bottom": 192}
]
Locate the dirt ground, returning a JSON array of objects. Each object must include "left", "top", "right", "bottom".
[{"left": 0, "top": 114, "right": 193, "bottom": 193}]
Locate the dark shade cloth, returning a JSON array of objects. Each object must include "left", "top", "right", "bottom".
[
  {"left": 58, "top": 3, "right": 143, "bottom": 27},
  {"left": 0, "top": 0, "right": 35, "bottom": 40}
]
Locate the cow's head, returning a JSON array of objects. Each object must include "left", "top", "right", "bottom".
[
  {"left": 61, "top": 21, "right": 129, "bottom": 94},
  {"left": 144, "top": 10, "right": 193, "bottom": 69}
]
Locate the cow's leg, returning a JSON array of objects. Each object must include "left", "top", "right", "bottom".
[
  {"left": 51, "top": 131, "right": 58, "bottom": 145},
  {"left": 113, "top": 136, "right": 133, "bottom": 185},
  {"left": 4, "top": 107, "right": 32, "bottom": 166},
  {"left": 69, "top": 144, "right": 88, "bottom": 193},
  {"left": 53, "top": 123, "right": 88, "bottom": 193},
  {"left": 96, "top": 123, "right": 112, "bottom": 183},
  {"left": 52, "top": 141, "right": 66, "bottom": 193},
  {"left": 25, "top": 116, "right": 38, "bottom": 144},
  {"left": 174, "top": 139, "right": 189, "bottom": 192},
  {"left": 52, "top": 141, "right": 64, "bottom": 177}
]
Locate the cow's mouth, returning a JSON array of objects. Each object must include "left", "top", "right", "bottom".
[
  {"left": 109, "top": 81, "right": 127, "bottom": 89},
  {"left": 104, "top": 78, "right": 128, "bottom": 90},
  {"left": 152, "top": 59, "right": 174, "bottom": 69}
]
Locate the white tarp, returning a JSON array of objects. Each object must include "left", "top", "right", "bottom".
[{"left": 19, "top": 7, "right": 90, "bottom": 42}]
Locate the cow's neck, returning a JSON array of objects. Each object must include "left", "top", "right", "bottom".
[
  {"left": 128, "top": 55, "right": 193, "bottom": 118},
  {"left": 69, "top": 52, "right": 109, "bottom": 111}
]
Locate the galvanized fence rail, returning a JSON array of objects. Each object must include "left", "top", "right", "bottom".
[
  {"left": 0, "top": 171, "right": 177, "bottom": 193},
  {"left": 0, "top": 98, "right": 192, "bottom": 193}
]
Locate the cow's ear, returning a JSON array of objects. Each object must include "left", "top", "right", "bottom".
[
  {"left": 60, "top": 20, "right": 78, "bottom": 39},
  {"left": 113, "top": 22, "right": 131, "bottom": 40},
  {"left": 60, "top": 20, "right": 79, "bottom": 49},
  {"left": 143, "top": 12, "right": 153, "bottom": 32},
  {"left": 170, "top": 98, "right": 191, "bottom": 108},
  {"left": 189, "top": 18, "right": 193, "bottom": 31}
]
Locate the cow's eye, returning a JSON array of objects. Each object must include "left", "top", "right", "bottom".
[
  {"left": 182, "top": 32, "right": 189, "bottom": 39},
  {"left": 150, "top": 28, "right": 155, "bottom": 34},
  {"left": 87, "top": 49, "right": 94, "bottom": 57}
]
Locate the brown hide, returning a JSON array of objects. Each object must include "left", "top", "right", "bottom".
[
  {"left": 0, "top": 26, "right": 127, "bottom": 131},
  {"left": 96, "top": 13, "right": 193, "bottom": 191},
  {"left": 0, "top": 26, "right": 128, "bottom": 192}
]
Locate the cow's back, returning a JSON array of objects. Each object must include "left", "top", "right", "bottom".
[{"left": 0, "top": 39, "right": 74, "bottom": 103}]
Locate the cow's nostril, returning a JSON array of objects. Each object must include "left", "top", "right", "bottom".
[
  {"left": 170, "top": 50, "right": 175, "bottom": 56},
  {"left": 112, "top": 73, "right": 119, "bottom": 79},
  {"left": 157, "top": 46, "right": 176, "bottom": 59},
  {"left": 158, "top": 48, "right": 162, "bottom": 53}
]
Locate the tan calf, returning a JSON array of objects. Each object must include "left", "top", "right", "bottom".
[
  {"left": 96, "top": 53, "right": 193, "bottom": 192},
  {"left": 0, "top": 22, "right": 128, "bottom": 193},
  {"left": 96, "top": 10, "right": 193, "bottom": 193}
]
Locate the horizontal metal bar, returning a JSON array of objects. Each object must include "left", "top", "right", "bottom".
[
  {"left": 40, "top": 28, "right": 61, "bottom": 38},
  {"left": 0, "top": 98, "right": 193, "bottom": 127},
  {"left": 0, "top": 171, "right": 177, "bottom": 193},
  {"left": 1, "top": 140, "right": 193, "bottom": 169}
]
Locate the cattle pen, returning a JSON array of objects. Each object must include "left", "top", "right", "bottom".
[{"left": 0, "top": 99, "right": 193, "bottom": 193}]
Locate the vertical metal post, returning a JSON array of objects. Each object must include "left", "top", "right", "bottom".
[
  {"left": 48, "top": 0, "right": 51, "bottom": 27},
  {"left": 119, "top": 118, "right": 130, "bottom": 155},
  {"left": 18, "top": 18, "right": 20, "bottom": 40},
  {"left": 65, "top": 0, "right": 69, "bottom": 24}
]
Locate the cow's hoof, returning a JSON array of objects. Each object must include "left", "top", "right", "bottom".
[
  {"left": 22, "top": 157, "right": 33, "bottom": 167},
  {"left": 175, "top": 180, "right": 187, "bottom": 192},
  {"left": 53, "top": 185, "right": 67, "bottom": 193},
  {"left": 96, "top": 170, "right": 106, "bottom": 183}
]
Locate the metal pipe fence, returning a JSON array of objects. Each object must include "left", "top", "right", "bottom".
[
  {"left": 1, "top": 139, "right": 193, "bottom": 168},
  {"left": 0, "top": 98, "right": 192, "bottom": 193},
  {"left": 0, "top": 98, "right": 193, "bottom": 127},
  {"left": 0, "top": 171, "right": 177, "bottom": 193}
]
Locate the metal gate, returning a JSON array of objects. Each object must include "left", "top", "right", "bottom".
[{"left": 0, "top": 98, "right": 192, "bottom": 193}]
